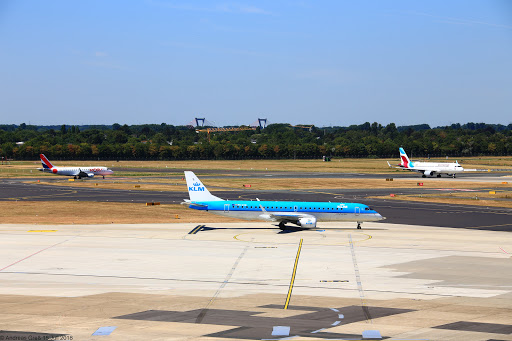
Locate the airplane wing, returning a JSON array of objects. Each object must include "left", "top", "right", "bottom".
[
  {"left": 77, "top": 170, "right": 95, "bottom": 178},
  {"left": 182, "top": 199, "right": 209, "bottom": 208},
  {"left": 257, "top": 202, "right": 313, "bottom": 223},
  {"left": 188, "top": 202, "right": 209, "bottom": 208}
]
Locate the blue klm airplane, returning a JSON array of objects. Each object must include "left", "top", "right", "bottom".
[{"left": 184, "top": 171, "right": 384, "bottom": 230}]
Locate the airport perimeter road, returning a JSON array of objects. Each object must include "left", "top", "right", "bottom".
[
  {"left": 1, "top": 180, "right": 512, "bottom": 231},
  {"left": 0, "top": 222, "right": 510, "bottom": 340}
]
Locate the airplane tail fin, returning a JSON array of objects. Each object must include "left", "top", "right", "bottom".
[
  {"left": 184, "top": 171, "right": 224, "bottom": 202},
  {"left": 40, "top": 154, "right": 54, "bottom": 169},
  {"left": 399, "top": 148, "right": 411, "bottom": 168}
]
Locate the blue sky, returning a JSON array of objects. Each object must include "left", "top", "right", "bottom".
[{"left": 1, "top": 0, "right": 511, "bottom": 127}]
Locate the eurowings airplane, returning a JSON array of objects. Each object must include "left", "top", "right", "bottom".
[
  {"left": 183, "top": 171, "right": 384, "bottom": 230},
  {"left": 387, "top": 147, "right": 464, "bottom": 178},
  {"left": 38, "top": 154, "right": 114, "bottom": 179}
]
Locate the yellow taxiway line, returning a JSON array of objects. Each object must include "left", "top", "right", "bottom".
[{"left": 284, "top": 238, "right": 303, "bottom": 310}]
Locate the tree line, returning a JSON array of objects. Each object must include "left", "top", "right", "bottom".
[{"left": 1, "top": 122, "right": 512, "bottom": 160}]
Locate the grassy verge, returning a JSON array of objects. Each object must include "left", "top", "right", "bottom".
[
  {"left": 371, "top": 195, "right": 512, "bottom": 209},
  {"left": 24, "top": 180, "right": 188, "bottom": 192},
  {"left": 0, "top": 201, "right": 245, "bottom": 224},
  {"left": 2, "top": 156, "right": 512, "bottom": 177}
]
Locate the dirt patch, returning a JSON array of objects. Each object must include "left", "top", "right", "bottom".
[{"left": 0, "top": 201, "right": 245, "bottom": 224}]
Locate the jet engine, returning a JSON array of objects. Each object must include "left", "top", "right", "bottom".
[
  {"left": 423, "top": 170, "right": 434, "bottom": 177},
  {"left": 297, "top": 216, "right": 317, "bottom": 228},
  {"left": 77, "top": 171, "right": 94, "bottom": 179}
]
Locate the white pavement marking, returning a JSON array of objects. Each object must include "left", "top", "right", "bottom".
[
  {"left": 196, "top": 241, "right": 252, "bottom": 323},
  {"left": 311, "top": 328, "right": 326, "bottom": 333},
  {"left": 349, "top": 233, "right": 372, "bottom": 323}
]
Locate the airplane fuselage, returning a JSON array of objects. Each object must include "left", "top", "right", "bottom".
[
  {"left": 39, "top": 166, "right": 114, "bottom": 177},
  {"left": 401, "top": 161, "right": 464, "bottom": 177},
  {"left": 189, "top": 200, "right": 383, "bottom": 223},
  {"left": 396, "top": 148, "right": 464, "bottom": 177}
]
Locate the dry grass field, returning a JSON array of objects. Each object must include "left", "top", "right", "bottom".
[
  {"left": 1, "top": 156, "right": 512, "bottom": 177},
  {"left": 372, "top": 194, "right": 512, "bottom": 209},
  {"left": 25, "top": 179, "right": 188, "bottom": 192},
  {"left": 0, "top": 201, "right": 243, "bottom": 224}
]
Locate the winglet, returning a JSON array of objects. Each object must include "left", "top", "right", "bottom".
[{"left": 387, "top": 161, "right": 392, "bottom": 168}]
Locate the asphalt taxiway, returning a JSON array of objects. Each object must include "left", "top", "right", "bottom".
[{"left": 1, "top": 178, "right": 512, "bottom": 230}]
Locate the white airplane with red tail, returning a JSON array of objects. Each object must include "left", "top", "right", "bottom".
[{"left": 38, "top": 154, "right": 114, "bottom": 179}]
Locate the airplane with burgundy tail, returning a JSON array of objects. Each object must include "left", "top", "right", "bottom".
[
  {"left": 183, "top": 171, "right": 384, "bottom": 230},
  {"left": 38, "top": 154, "right": 114, "bottom": 179}
]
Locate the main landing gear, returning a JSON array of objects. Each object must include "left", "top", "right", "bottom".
[
  {"left": 357, "top": 222, "right": 362, "bottom": 229},
  {"left": 278, "top": 221, "right": 286, "bottom": 230}
]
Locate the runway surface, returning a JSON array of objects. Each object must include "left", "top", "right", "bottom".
[
  {"left": 1, "top": 177, "right": 512, "bottom": 231},
  {"left": 0, "top": 222, "right": 510, "bottom": 340}
]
